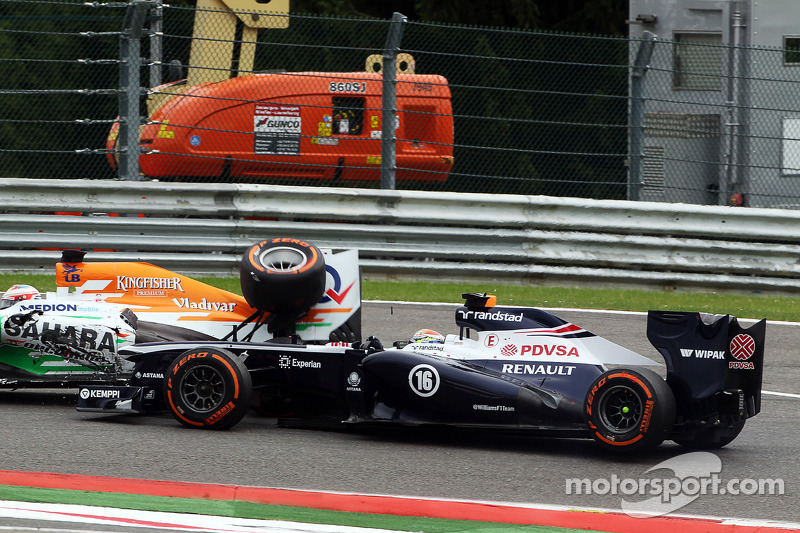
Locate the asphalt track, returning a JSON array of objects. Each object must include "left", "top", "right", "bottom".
[{"left": 0, "top": 301, "right": 798, "bottom": 526}]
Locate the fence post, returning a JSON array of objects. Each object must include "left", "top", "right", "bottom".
[
  {"left": 118, "top": 1, "right": 153, "bottom": 181},
  {"left": 380, "top": 12, "right": 407, "bottom": 190},
  {"left": 149, "top": 0, "right": 163, "bottom": 89},
  {"left": 628, "top": 31, "right": 656, "bottom": 201},
  {"left": 721, "top": 4, "right": 746, "bottom": 206}
]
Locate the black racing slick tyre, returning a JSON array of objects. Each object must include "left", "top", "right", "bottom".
[
  {"left": 240, "top": 238, "right": 326, "bottom": 319},
  {"left": 673, "top": 420, "right": 746, "bottom": 450},
  {"left": 165, "top": 347, "right": 252, "bottom": 430},
  {"left": 584, "top": 367, "right": 675, "bottom": 452}
]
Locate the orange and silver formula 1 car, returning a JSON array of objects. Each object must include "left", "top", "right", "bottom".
[{"left": 0, "top": 238, "right": 360, "bottom": 385}]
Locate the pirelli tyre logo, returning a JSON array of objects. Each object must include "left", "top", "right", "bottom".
[{"left": 205, "top": 401, "right": 235, "bottom": 425}]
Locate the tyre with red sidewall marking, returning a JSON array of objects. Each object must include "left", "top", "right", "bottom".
[
  {"left": 584, "top": 367, "right": 675, "bottom": 452},
  {"left": 165, "top": 347, "right": 252, "bottom": 430},
  {"left": 240, "top": 238, "right": 326, "bottom": 318}
]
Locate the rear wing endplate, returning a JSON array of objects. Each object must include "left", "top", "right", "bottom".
[{"left": 647, "top": 311, "right": 766, "bottom": 417}]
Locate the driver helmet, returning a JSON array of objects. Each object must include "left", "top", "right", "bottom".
[
  {"left": 410, "top": 329, "right": 445, "bottom": 344},
  {"left": 1, "top": 284, "right": 41, "bottom": 309}
]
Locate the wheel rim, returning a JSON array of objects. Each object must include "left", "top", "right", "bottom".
[
  {"left": 259, "top": 246, "right": 308, "bottom": 272},
  {"left": 179, "top": 365, "right": 226, "bottom": 413},
  {"left": 598, "top": 384, "right": 643, "bottom": 433}
]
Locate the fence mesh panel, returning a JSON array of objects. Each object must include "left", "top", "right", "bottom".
[
  {"left": 407, "top": 24, "right": 629, "bottom": 196},
  {"left": 0, "top": 0, "right": 122, "bottom": 181},
  {"left": 3, "top": 0, "right": 800, "bottom": 208}
]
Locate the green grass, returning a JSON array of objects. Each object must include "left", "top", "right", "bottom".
[
  {"left": 360, "top": 281, "right": 800, "bottom": 321},
  {"left": 0, "top": 485, "right": 589, "bottom": 533},
  {"left": 4, "top": 273, "right": 799, "bottom": 322}
]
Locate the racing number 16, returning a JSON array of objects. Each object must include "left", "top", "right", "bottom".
[{"left": 409, "top": 364, "right": 440, "bottom": 397}]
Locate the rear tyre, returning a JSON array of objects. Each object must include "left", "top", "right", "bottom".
[
  {"left": 240, "top": 238, "right": 326, "bottom": 319},
  {"left": 585, "top": 367, "right": 675, "bottom": 452},
  {"left": 165, "top": 347, "right": 252, "bottom": 430},
  {"left": 673, "top": 420, "right": 746, "bottom": 449}
]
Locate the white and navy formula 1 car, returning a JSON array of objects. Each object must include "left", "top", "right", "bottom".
[{"left": 73, "top": 239, "right": 766, "bottom": 452}]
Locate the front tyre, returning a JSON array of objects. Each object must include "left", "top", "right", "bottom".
[
  {"left": 165, "top": 347, "right": 252, "bottom": 430},
  {"left": 240, "top": 238, "right": 326, "bottom": 318},
  {"left": 585, "top": 367, "right": 675, "bottom": 452}
]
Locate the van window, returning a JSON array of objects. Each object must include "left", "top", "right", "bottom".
[{"left": 332, "top": 97, "right": 364, "bottom": 135}]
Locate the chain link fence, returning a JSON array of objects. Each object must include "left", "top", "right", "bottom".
[
  {"left": 0, "top": 0, "right": 123, "bottom": 183},
  {"left": 2, "top": 0, "right": 800, "bottom": 207},
  {"left": 633, "top": 33, "right": 800, "bottom": 209}
]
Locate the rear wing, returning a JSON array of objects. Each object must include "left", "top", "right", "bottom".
[{"left": 646, "top": 311, "right": 766, "bottom": 418}]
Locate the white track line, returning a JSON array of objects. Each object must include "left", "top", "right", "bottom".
[
  {"left": 763, "top": 390, "right": 800, "bottom": 399},
  {"left": 0, "top": 501, "right": 400, "bottom": 533}
]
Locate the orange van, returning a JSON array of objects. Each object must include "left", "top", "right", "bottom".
[{"left": 107, "top": 71, "right": 454, "bottom": 182}]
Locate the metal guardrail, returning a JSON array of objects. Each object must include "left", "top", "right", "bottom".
[{"left": 4, "top": 178, "right": 800, "bottom": 292}]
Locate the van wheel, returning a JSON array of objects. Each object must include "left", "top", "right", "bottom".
[
  {"left": 585, "top": 367, "right": 675, "bottom": 451},
  {"left": 240, "top": 238, "right": 326, "bottom": 320},
  {"left": 165, "top": 347, "right": 252, "bottom": 430}
]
